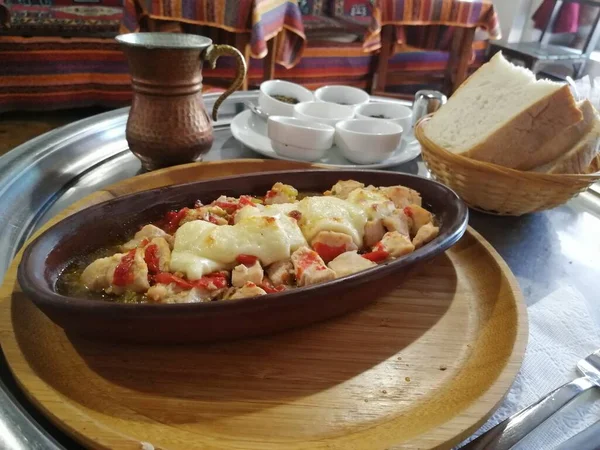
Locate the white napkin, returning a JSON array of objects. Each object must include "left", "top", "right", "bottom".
[
  {"left": 458, "top": 286, "right": 600, "bottom": 449},
  {"left": 571, "top": 75, "right": 600, "bottom": 108}
]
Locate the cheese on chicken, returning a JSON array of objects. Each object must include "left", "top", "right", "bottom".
[
  {"left": 296, "top": 196, "right": 367, "bottom": 247},
  {"left": 235, "top": 204, "right": 307, "bottom": 251},
  {"left": 170, "top": 215, "right": 300, "bottom": 279},
  {"left": 346, "top": 188, "right": 396, "bottom": 221}
]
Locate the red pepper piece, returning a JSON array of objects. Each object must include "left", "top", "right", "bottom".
[
  {"left": 312, "top": 242, "right": 346, "bottom": 263},
  {"left": 403, "top": 206, "right": 413, "bottom": 218},
  {"left": 362, "top": 250, "right": 389, "bottom": 263},
  {"left": 236, "top": 254, "right": 258, "bottom": 266},
  {"left": 113, "top": 249, "right": 136, "bottom": 286},
  {"left": 164, "top": 207, "right": 189, "bottom": 234},
  {"left": 144, "top": 244, "right": 160, "bottom": 274}
]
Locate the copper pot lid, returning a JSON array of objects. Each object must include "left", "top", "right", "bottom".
[{"left": 116, "top": 32, "right": 212, "bottom": 50}]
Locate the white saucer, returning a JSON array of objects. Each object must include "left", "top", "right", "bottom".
[{"left": 230, "top": 109, "right": 421, "bottom": 169}]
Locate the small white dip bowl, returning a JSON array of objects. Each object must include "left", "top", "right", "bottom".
[
  {"left": 293, "top": 101, "right": 355, "bottom": 127},
  {"left": 314, "top": 85, "right": 370, "bottom": 107},
  {"left": 258, "top": 80, "right": 315, "bottom": 117},
  {"left": 354, "top": 102, "right": 413, "bottom": 133},
  {"left": 335, "top": 119, "right": 403, "bottom": 164},
  {"left": 268, "top": 116, "right": 335, "bottom": 161}
]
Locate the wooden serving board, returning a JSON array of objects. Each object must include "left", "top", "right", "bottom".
[{"left": 0, "top": 160, "right": 528, "bottom": 450}]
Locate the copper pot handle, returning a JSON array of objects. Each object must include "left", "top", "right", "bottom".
[{"left": 203, "top": 44, "right": 247, "bottom": 121}]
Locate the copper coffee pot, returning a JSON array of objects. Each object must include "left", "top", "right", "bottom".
[{"left": 116, "top": 32, "right": 247, "bottom": 170}]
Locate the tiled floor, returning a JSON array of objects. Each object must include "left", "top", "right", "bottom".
[{"left": 0, "top": 107, "right": 110, "bottom": 157}]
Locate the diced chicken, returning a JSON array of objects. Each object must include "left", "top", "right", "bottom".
[
  {"left": 376, "top": 231, "right": 415, "bottom": 258},
  {"left": 143, "top": 237, "right": 171, "bottom": 272},
  {"left": 122, "top": 224, "right": 174, "bottom": 250},
  {"left": 180, "top": 206, "right": 229, "bottom": 226},
  {"left": 412, "top": 222, "right": 440, "bottom": 249},
  {"left": 81, "top": 253, "right": 123, "bottom": 291},
  {"left": 228, "top": 282, "right": 267, "bottom": 300},
  {"left": 310, "top": 231, "right": 358, "bottom": 263},
  {"left": 82, "top": 248, "right": 150, "bottom": 294},
  {"left": 404, "top": 204, "right": 433, "bottom": 236},
  {"left": 324, "top": 180, "right": 365, "bottom": 199},
  {"left": 231, "top": 260, "right": 264, "bottom": 288},
  {"left": 328, "top": 251, "right": 376, "bottom": 278},
  {"left": 146, "top": 283, "right": 213, "bottom": 304},
  {"left": 266, "top": 259, "right": 294, "bottom": 286},
  {"left": 291, "top": 246, "right": 336, "bottom": 287},
  {"left": 110, "top": 248, "right": 150, "bottom": 294},
  {"left": 382, "top": 210, "right": 412, "bottom": 237},
  {"left": 265, "top": 182, "right": 298, "bottom": 205},
  {"left": 380, "top": 186, "right": 422, "bottom": 208},
  {"left": 363, "top": 219, "right": 386, "bottom": 248}
]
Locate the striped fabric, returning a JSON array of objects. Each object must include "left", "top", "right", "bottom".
[
  {"left": 127, "top": 0, "right": 307, "bottom": 68},
  {"left": 366, "top": 0, "right": 500, "bottom": 51}
]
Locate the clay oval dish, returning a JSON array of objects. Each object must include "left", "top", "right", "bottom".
[{"left": 18, "top": 170, "right": 468, "bottom": 343}]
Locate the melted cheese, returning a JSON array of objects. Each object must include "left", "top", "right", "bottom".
[
  {"left": 170, "top": 215, "right": 298, "bottom": 279},
  {"left": 235, "top": 204, "right": 307, "bottom": 251},
  {"left": 346, "top": 188, "right": 396, "bottom": 220},
  {"left": 297, "top": 196, "right": 367, "bottom": 246}
]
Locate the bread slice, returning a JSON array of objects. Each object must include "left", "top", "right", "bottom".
[
  {"left": 532, "top": 118, "right": 600, "bottom": 174},
  {"left": 423, "top": 52, "right": 583, "bottom": 170}
]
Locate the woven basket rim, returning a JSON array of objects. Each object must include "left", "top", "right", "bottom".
[{"left": 415, "top": 117, "right": 600, "bottom": 182}]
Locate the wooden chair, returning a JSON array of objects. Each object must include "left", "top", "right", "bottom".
[{"left": 373, "top": 24, "right": 479, "bottom": 98}]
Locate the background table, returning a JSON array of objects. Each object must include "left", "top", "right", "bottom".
[
  {"left": 128, "top": 0, "right": 306, "bottom": 68},
  {"left": 1, "top": 91, "right": 600, "bottom": 449}
]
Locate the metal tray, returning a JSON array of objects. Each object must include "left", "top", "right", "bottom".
[{"left": 1, "top": 91, "right": 599, "bottom": 449}]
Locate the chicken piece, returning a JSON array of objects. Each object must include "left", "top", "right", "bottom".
[
  {"left": 81, "top": 253, "right": 123, "bottom": 291},
  {"left": 231, "top": 260, "right": 264, "bottom": 288},
  {"left": 180, "top": 206, "right": 229, "bottom": 226},
  {"left": 291, "top": 246, "right": 336, "bottom": 287},
  {"left": 324, "top": 180, "right": 365, "bottom": 199},
  {"left": 412, "top": 222, "right": 440, "bottom": 249},
  {"left": 404, "top": 204, "right": 433, "bottom": 236},
  {"left": 146, "top": 283, "right": 213, "bottom": 304},
  {"left": 380, "top": 186, "right": 422, "bottom": 208},
  {"left": 109, "top": 248, "right": 150, "bottom": 294},
  {"left": 142, "top": 237, "right": 171, "bottom": 273},
  {"left": 328, "top": 251, "right": 376, "bottom": 278},
  {"left": 310, "top": 231, "right": 358, "bottom": 263},
  {"left": 376, "top": 231, "right": 415, "bottom": 258},
  {"left": 228, "top": 282, "right": 268, "bottom": 300},
  {"left": 265, "top": 182, "right": 298, "bottom": 205},
  {"left": 266, "top": 259, "right": 294, "bottom": 286},
  {"left": 363, "top": 219, "right": 386, "bottom": 248},
  {"left": 122, "top": 224, "right": 174, "bottom": 250},
  {"left": 382, "top": 210, "right": 412, "bottom": 237}
]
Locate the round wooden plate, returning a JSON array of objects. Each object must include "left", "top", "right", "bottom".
[{"left": 0, "top": 160, "right": 528, "bottom": 450}]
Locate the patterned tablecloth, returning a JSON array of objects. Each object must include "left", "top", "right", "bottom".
[
  {"left": 365, "top": 0, "right": 501, "bottom": 51},
  {"left": 127, "top": 0, "right": 306, "bottom": 68}
]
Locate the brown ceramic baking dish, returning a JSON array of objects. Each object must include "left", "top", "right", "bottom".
[{"left": 18, "top": 170, "right": 468, "bottom": 343}]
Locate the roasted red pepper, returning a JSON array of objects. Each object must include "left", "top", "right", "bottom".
[
  {"left": 207, "top": 214, "right": 220, "bottom": 225},
  {"left": 144, "top": 244, "right": 160, "bottom": 274},
  {"left": 113, "top": 249, "right": 136, "bottom": 286},
  {"left": 164, "top": 207, "right": 189, "bottom": 233},
  {"left": 261, "top": 279, "right": 286, "bottom": 294},
  {"left": 153, "top": 272, "right": 228, "bottom": 290},
  {"left": 312, "top": 242, "right": 346, "bottom": 263},
  {"left": 362, "top": 250, "right": 389, "bottom": 263},
  {"left": 403, "top": 206, "right": 413, "bottom": 218},
  {"left": 236, "top": 254, "right": 258, "bottom": 266}
]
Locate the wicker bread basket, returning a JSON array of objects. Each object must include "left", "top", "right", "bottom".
[{"left": 415, "top": 116, "right": 600, "bottom": 216}]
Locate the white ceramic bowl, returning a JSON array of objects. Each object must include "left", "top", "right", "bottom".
[
  {"left": 268, "top": 116, "right": 335, "bottom": 161},
  {"left": 355, "top": 102, "right": 413, "bottom": 132},
  {"left": 258, "top": 80, "right": 314, "bottom": 117},
  {"left": 293, "top": 101, "right": 355, "bottom": 127},
  {"left": 335, "top": 119, "right": 403, "bottom": 164},
  {"left": 314, "top": 85, "right": 370, "bottom": 107}
]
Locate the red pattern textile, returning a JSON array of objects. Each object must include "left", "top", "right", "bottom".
[
  {"left": 0, "top": 0, "right": 123, "bottom": 37},
  {"left": 532, "top": 0, "right": 580, "bottom": 34}
]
